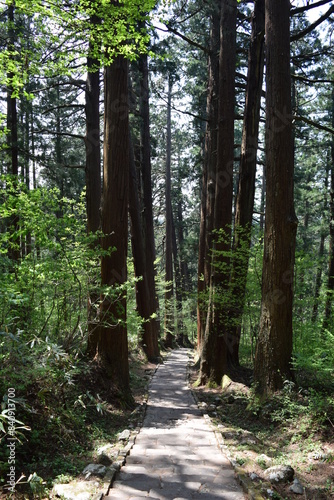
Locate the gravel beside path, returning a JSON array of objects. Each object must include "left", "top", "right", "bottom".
[{"left": 105, "top": 348, "right": 246, "bottom": 500}]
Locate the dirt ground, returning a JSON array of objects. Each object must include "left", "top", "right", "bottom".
[{"left": 189, "top": 364, "right": 334, "bottom": 500}]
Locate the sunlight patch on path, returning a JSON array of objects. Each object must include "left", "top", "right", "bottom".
[{"left": 105, "top": 348, "right": 245, "bottom": 500}]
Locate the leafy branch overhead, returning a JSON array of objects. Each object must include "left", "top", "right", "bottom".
[{"left": 1, "top": 0, "right": 156, "bottom": 96}]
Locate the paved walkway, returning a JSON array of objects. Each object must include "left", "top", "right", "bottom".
[{"left": 105, "top": 348, "right": 245, "bottom": 500}]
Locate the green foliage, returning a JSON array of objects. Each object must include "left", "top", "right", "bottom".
[
  {"left": 181, "top": 295, "right": 197, "bottom": 344},
  {"left": 1, "top": 0, "right": 157, "bottom": 99},
  {"left": 293, "top": 323, "right": 334, "bottom": 389},
  {"left": 27, "top": 472, "right": 46, "bottom": 498},
  {"left": 0, "top": 177, "right": 150, "bottom": 494},
  {"left": 0, "top": 405, "right": 30, "bottom": 443},
  {"left": 235, "top": 456, "right": 246, "bottom": 466},
  {"left": 247, "top": 379, "right": 334, "bottom": 434},
  {"left": 0, "top": 179, "right": 93, "bottom": 349},
  {"left": 200, "top": 225, "right": 262, "bottom": 346}
]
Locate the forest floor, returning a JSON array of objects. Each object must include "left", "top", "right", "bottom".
[
  {"left": 189, "top": 358, "right": 334, "bottom": 500},
  {"left": 0, "top": 349, "right": 159, "bottom": 499},
  {"left": 1, "top": 347, "right": 333, "bottom": 499}
]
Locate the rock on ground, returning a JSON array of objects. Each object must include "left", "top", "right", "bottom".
[
  {"left": 263, "top": 465, "right": 294, "bottom": 484},
  {"left": 289, "top": 478, "right": 304, "bottom": 494},
  {"left": 82, "top": 464, "right": 108, "bottom": 478},
  {"left": 53, "top": 480, "right": 100, "bottom": 499}
]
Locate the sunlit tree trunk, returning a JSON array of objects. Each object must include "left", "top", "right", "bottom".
[
  {"left": 7, "top": 2, "right": 20, "bottom": 263},
  {"left": 259, "top": 166, "right": 266, "bottom": 232},
  {"left": 312, "top": 231, "right": 325, "bottom": 323},
  {"left": 254, "top": 0, "right": 298, "bottom": 396},
  {"left": 322, "top": 85, "right": 334, "bottom": 332},
  {"left": 200, "top": 0, "right": 237, "bottom": 385},
  {"left": 197, "top": 2, "right": 220, "bottom": 351},
  {"left": 172, "top": 210, "right": 183, "bottom": 344},
  {"left": 129, "top": 133, "right": 159, "bottom": 360},
  {"left": 164, "top": 75, "right": 174, "bottom": 347},
  {"left": 228, "top": 0, "right": 265, "bottom": 368},
  {"left": 174, "top": 163, "right": 189, "bottom": 345},
  {"left": 138, "top": 53, "right": 160, "bottom": 356},
  {"left": 98, "top": 56, "right": 130, "bottom": 393},
  {"left": 85, "top": 15, "right": 102, "bottom": 357}
]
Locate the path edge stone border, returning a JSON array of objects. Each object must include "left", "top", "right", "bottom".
[
  {"left": 186, "top": 351, "right": 267, "bottom": 500},
  {"left": 94, "top": 354, "right": 166, "bottom": 499},
  {"left": 96, "top": 348, "right": 266, "bottom": 500}
]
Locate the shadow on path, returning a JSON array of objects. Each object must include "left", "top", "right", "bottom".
[{"left": 104, "top": 349, "right": 245, "bottom": 500}]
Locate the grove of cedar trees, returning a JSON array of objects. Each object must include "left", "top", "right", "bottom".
[{"left": 1, "top": 0, "right": 334, "bottom": 398}]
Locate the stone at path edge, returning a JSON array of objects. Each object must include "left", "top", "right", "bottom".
[{"left": 104, "top": 348, "right": 245, "bottom": 500}]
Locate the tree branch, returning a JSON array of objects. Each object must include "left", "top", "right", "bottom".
[
  {"left": 157, "top": 24, "right": 210, "bottom": 54},
  {"left": 236, "top": 71, "right": 247, "bottom": 82},
  {"left": 290, "top": 0, "right": 333, "bottom": 16},
  {"left": 42, "top": 104, "right": 85, "bottom": 115},
  {"left": 154, "top": 89, "right": 208, "bottom": 122},
  {"left": 291, "top": 5, "right": 334, "bottom": 42},
  {"left": 31, "top": 79, "right": 86, "bottom": 94},
  {"left": 292, "top": 74, "right": 334, "bottom": 85},
  {"left": 37, "top": 129, "right": 85, "bottom": 140},
  {"left": 63, "top": 164, "right": 85, "bottom": 169},
  {"left": 294, "top": 115, "right": 334, "bottom": 135}
]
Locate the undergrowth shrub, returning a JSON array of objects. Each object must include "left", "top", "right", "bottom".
[{"left": 0, "top": 177, "right": 148, "bottom": 495}]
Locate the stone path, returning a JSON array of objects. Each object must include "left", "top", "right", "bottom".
[{"left": 104, "top": 348, "right": 246, "bottom": 500}]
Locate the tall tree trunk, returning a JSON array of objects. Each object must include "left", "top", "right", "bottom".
[
  {"left": 311, "top": 159, "right": 334, "bottom": 323},
  {"left": 259, "top": 165, "right": 266, "bottom": 232},
  {"left": 322, "top": 85, "right": 334, "bottom": 332},
  {"left": 85, "top": 15, "right": 102, "bottom": 357},
  {"left": 200, "top": 0, "right": 237, "bottom": 385},
  {"left": 312, "top": 165, "right": 328, "bottom": 323},
  {"left": 172, "top": 149, "right": 188, "bottom": 346},
  {"left": 164, "top": 75, "right": 174, "bottom": 347},
  {"left": 7, "top": 6, "right": 18, "bottom": 178},
  {"left": 197, "top": 159, "right": 207, "bottom": 351},
  {"left": 7, "top": 2, "right": 20, "bottom": 263},
  {"left": 177, "top": 192, "right": 190, "bottom": 296},
  {"left": 55, "top": 84, "right": 63, "bottom": 201},
  {"left": 98, "top": 57, "right": 130, "bottom": 394},
  {"left": 228, "top": 0, "right": 265, "bottom": 368},
  {"left": 176, "top": 167, "right": 189, "bottom": 344},
  {"left": 138, "top": 53, "right": 160, "bottom": 353},
  {"left": 85, "top": 18, "right": 101, "bottom": 236},
  {"left": 129, "top": 133, "right": 159, "bottom": 360},
  {"left": 24, "top": 89, "right": 32, "bottom": 256},
  {"left": 197, "top": 2, "right": 220, "bottom": 351},
  {"left": 172, "top": 210, "right": 183, "bottom": 344},
  {"left": 254, "top": 0, "right": 298, "bottom": 396},
  {"left": 312, "top": 231, "right": 325, "bottom": 323},
  {"left": 31, "top": 105, "right": 37, "bottom": 189}
]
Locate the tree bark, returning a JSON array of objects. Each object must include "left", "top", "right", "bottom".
[
  {"left": 311, "top": 230, "right": 325, "bottom": 323},
  {"left": 254, "top": 0, "right": 298, "bottom": 396},
  {"left": 197, "top": 1, "right": 220, "bottom": 351},
  {"left": 138, "top": 53, "right": 160, "bottom": 355},
  {"left": 129, "top": 133, "right": 159, "bottom": 360},
  {"left": 322, "top": 84, "right": 334, "bottom": 332},
  {"left": 85, "top": 17, "right": 101, "bottom": 236},
  {"left": 312, "top": 165, "right": 328, "bottom": 324},
  {"left": 98, "top": 57, "right": 130, "bottom": 394},
  {"left": 175, "top": 166, "right": 189, "bottom": 344},
  {"left": 228, "top": 0, "right": 265, "bottom": 368},
  {"left": 7, "top": 5, "right": 18, "bottom": 178},
  {"left": 172, "top": 209, "right": 183, "bottom": 344},
  {"left": 7, "top": 2, "right": 20, "bottom": 263},
  {"left": 200, "top": 0, "right": 237, "bottom": 385},
  {"left": 85, "top": 15, "right": 102, "bottom": 357},
  {"left": 259, "top": 166, "right": 266, "bottom": 232},
  {"left": 164, "top": 75, "right": 174, "bottom": 347}
]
